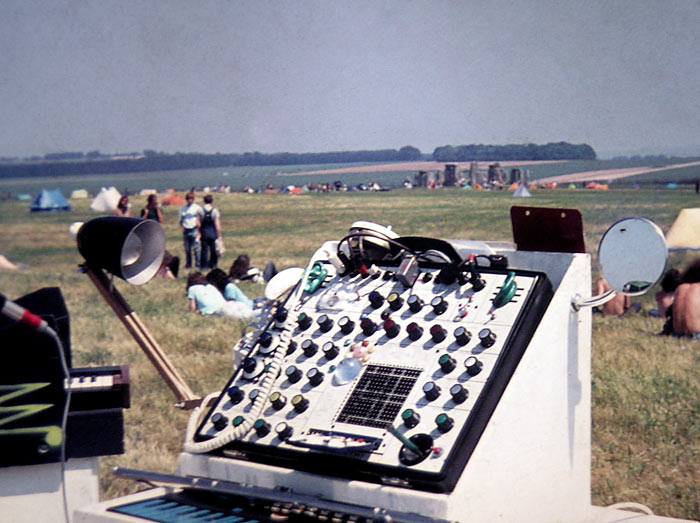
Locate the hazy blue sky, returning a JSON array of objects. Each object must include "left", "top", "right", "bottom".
[{"left": 1, "top": 0, "right": 699, "bottom": 159}]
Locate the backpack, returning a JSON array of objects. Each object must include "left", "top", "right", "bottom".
[{"left": 201, "top": 208, "right": 217, "bottom": 240}]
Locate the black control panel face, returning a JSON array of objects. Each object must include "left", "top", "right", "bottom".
[{"left": 195, "top": 259, "right": 552, "bottom": 492}]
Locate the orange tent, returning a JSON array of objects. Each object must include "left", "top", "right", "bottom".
[{"left": 162, "top": 193, "right": 186, "bottom": 206}]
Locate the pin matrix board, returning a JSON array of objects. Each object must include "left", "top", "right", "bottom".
[{"left": 194, "top": 259, "right": 552, "bottom": 492}]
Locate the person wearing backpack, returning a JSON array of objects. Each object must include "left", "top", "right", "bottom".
[{"left": 200, "top": 194, "right": 222, "bottom": 269}]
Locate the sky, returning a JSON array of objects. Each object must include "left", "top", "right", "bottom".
[{"left": 1, "top": 0, "right": 699, "bottom": 160}]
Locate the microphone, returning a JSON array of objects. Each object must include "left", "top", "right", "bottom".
[{"left": 0, "top": 292, "right": 50, "bottom": 333}]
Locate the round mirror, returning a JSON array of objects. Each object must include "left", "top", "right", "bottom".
[{"left": 598, "top": 218, "right": 667, "bottom": 295}]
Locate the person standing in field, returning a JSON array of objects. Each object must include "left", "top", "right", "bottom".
[
  {"left": 199, "top": 194, "right": 222, "bottom": 269},
  {"left": 113, "top": 195, "right": 131, "bottom": 217},
  {"left": 140, "top": 194, "right": 163, "bottom": 222},
  {"left": 179, "top": 191, "right": 203, "bottom": 269}
]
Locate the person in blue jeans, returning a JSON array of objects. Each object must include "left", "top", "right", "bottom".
[{"left": 179, "top": 191, "right": 203, "bottom": 269}]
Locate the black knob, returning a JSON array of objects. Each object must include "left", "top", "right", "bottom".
[
  {"left": 450, "top": 383, "right": 469, "bottom": 404},
  {"left": 438, "top": 354, "right": 456, "bottom": 373},
  {"left": 423, "top": 381, "right": 441, "bottom": 401},
  {"left": 368, "top": 291, "right": 384, "bottom": 309},
  {"left": 297, "top": 313, "right": 312, "bottom": 331},
  {"left": 437, "top": 265, "right": 458, "bottom": 285},
  {"left": 211, "top": 412, "right": 228, "bottom": 431},
  {"left": 383, "top": 271, "right": 394, "bottom": 281},
  {"left": 478, "top": 328, "right": 496, "bottom": 348},
  {"left": 387, "top": 292, "right": 403, "bottom": 311},
  {"left": 383, "top": 319, "right": 400, "bottom": 338},
  {"left": 270, "top": 391, "right": 287, "bottom": 411},
  {"left": 402, "top": 409, "right": 420, "bottom": 428},
  {"left": 422, "top": 272, "right": 433, "bottom": 283},
  {"left": 307, "top": 367, "right": 324, "bottom": 386},
  {"left": 242, "top": 357, "right": 258, "bottom": 374},
  {"left": 407, "top": 294, "right": 423, "bottom": 313},
  {"left": 292, "top": 394, "right": 309, "bottom": 413},
  {"left": 254, "top": 419, "right": 271, "bottom": 437},
  {"left": 301, "top": 339, "right": 318, "bottom": 357},
  {"left": 430, "top": 324, "right": 446, "bottom": 343},
  {"left": 322, "top": 341, "right": 339, "bottom": 360},
  {"left": 286, "top": 340, "right": 297, "bottom": 355},
  {"left": 227, "top": 385, "right": 244, "bottom": 405},
  {"left": 471, "top": 274, "right": 486, "bottom": 292},
  {"left": 380, "top": 309, "right": 391, "bottom": 321},
  {"left": 465, "top": 356, "right": 483, "bottom": 376},
  {"left": 317, "top": 314, "right": 333, "bottom": 333},
  {"left": 285, "top": 365, "right": 302, "bottom": 383},
  {"left": 431, "top": 296, "right": 448, "bottom": 315},
  {"left": 435, "top": 413, "right": 454, "bottom": 433},
  {"left": 454, "top": 326, "right": 471, "bottom": 346},
  {"left": 360, "top": 318, "right": 377, "bottom": 336},
  {"left": 276, "top": 422, "right": 293, "bottom": 441},
  {"left": 339, "top": 316, "right": 355, "bottom": 334},
  {"left": 407, "top": 322, "right": 423, "bottom": 341},
  {"left": 274, "top": 307, "right": 288, "bottom": 323},
  {"left": 259, "top": 331, "right": 273, "bottom": 348}
]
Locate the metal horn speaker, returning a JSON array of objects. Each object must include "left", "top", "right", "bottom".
[{"left": 77, "top": 217, "right": 166, "bottom": 285}]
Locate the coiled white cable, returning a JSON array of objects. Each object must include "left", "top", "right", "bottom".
[{"left": 183, "top": 258, "right": 313, "bottom": 454}]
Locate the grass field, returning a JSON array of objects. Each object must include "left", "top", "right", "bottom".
[{"left": 1, "top": 187, "right": 698, "bottom": 519}]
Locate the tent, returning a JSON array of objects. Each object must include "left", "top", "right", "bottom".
[
  {"left": 162, "top": 193, "right": 185, "bottom": 206},
  {"left": 29, "top": 189, "right": 71, "bottom": 212},
  {"left": 513, "top": 185, "right": 532, "bottom": 198},
  {"left": 666, "top": 208, "right": 700, "bottom": 250},
  {"left": 70, "top": 189, "right": 89, "bottom": 199},
  {"left": 90, "top": 187, "right": 121, "bottom": 213}
]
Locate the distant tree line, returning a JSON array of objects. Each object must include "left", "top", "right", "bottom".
[
  {"left": 432, "top": 142, "right": 596, "bottom": 162},
  {"left": 0, "top": 142, "right": 596, "bottom": 179}
]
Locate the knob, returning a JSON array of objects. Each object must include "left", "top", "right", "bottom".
[
  {"left": 286, "top": 340, "right": 297, "bottom": 355},
  {"left": 407, "top": 322, "right": 423, "bottom": 341},
  {"left": 248, "top": 389, "right": 260, "bottom": 402},
  {"left": 259, "top": 331, "right": 273, "bottom": 348},
  {"left": 422, "top": 273, "right": 433, "bottom": 283},
  {"left": 307, "top": 367, "right": 324, "bottom": 386},
  {"left": 387, "top": 292, "right": 403, "bottom": 311},
  {"left": 274, "top": 307, "right": 288, "bottom": 323},
  {"left": 450, "top": 383, "right": 469, "bottom": 404},
  {"left": 407, "top": 294, "right": 423, "bottom": 313},
  {"left": 435, "top": 413, "right": 454, "bottom": 434},
  {"left": 276, "top": 422, "right": 293, "bottom": 441},
  {"left": 471, "top": 274, "right": 486, "bottom": 292},
  {"left": 454, "top": 326, "right": 471, "bottom": 346},
  {"left": 322, "top": 341, "right": 339, "bottom": 360},
  {"left": 422, "top": 381, "right": 441, "bottom": 401},
  {"left": 478, "top": 328, "right": 496, "bottom": 348},
  {"left": 437, "top": 265, "right": 458, "bottom": 285},
  {"left": 431, "top": 296, "right": 448, "bottom": 315},
  {"left": 465, "top": 356, "right": 483, "bottom": 376},
  {"left": 368, "top": 291, "right": 384, "bottom": 309},
  {"left": 227, "top": 385, "right": 244, "bottom": 405},
  {"left": 402, "top": 409, "right": 420, "bottom": 428},
  {"left": 241, "top": 357, "right": 260, "bottom": 376},
  {"left": 292, "top": 394, "right": 309, "bottom": 413},
  {"left": 301, "top": 339, "right": 318, "bottom": 357},
  {"left": 430, "top": 324, "right": 446, "bottom": 343},
  {"left": 438, "top": 354, "right": 456, "bottom": 373},
  {"left": 339, "top": 316, "right": 355, "bottom": 334},
  {"left": 285, "top": 365, "right": 302, "bottom": 383},
  {"left": 383, "top": 271, "right": 394, "bottom": 281},
  {"left": 211, "top": 412, "right": 228, "bottom": 431},
  {"left": 360, "top": 318, "right": 377, "bottom": 336},
  {"left": 254, "top": 419, "right": 271, "bottom": 437},
  {"left": 270, "top": 391, "right": 287, "bottom": 411},
  {"left": 297, "top": 313, "right": 312, "bottom": 331},
  {"left": 232, "top": 415, "right": 245, "bottom": 427},
  {"left": 317, "top": 314, "right": 333, "bottom": 333},
  {"left": 383, "top": 319, "right": 400, "bottom": 338}
]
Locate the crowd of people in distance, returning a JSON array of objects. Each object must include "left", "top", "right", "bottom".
[{"left": 111, "top": 191, "right": 277, "bottom": 319}]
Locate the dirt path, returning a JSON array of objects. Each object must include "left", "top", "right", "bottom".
[{"left": 532, "top": 160, "right": 700, "bottom": 184}]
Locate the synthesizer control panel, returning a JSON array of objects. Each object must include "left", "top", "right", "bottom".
[{"left": 193, "top": 252, "right": 552, "bottom": 492}]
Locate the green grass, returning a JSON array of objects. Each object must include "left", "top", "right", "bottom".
[{"left": 0, "top": 186, "right": 698, "bottom": 519}]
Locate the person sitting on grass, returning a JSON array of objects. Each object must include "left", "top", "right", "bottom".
[
  {"left": 596, "top": 278, "right": 631, "bottom": 316},
  {"left": 652, "top": 268, "right": 681, "bottom": 318},
  {"left": 206, "top": 268, "right": 254, "bottom": 310},
  {"left": 663, "top": 259, "right": 700, "bottom": 339},
  {"left": 228, "top": 254, "right": 277, "bottom": 284},
  {"left": 187, "top": 271, "right": 257, "bottom": 319}
]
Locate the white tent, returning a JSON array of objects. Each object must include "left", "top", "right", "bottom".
[
  {"left": 70, "top": 189, "right": 89, "bottom": 199},
  {"left": 513, "top": 184, "right": 532, "bottom": 198},
  {"left": 90, "top": 187, "right": 121, "bottom": 213},
  {"left": 666, "top": 208, "right": 700, "bottom": 250}
]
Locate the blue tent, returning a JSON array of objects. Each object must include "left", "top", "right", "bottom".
[{"left": 29, "top": 189, "right": 72, "bottom": 212}]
